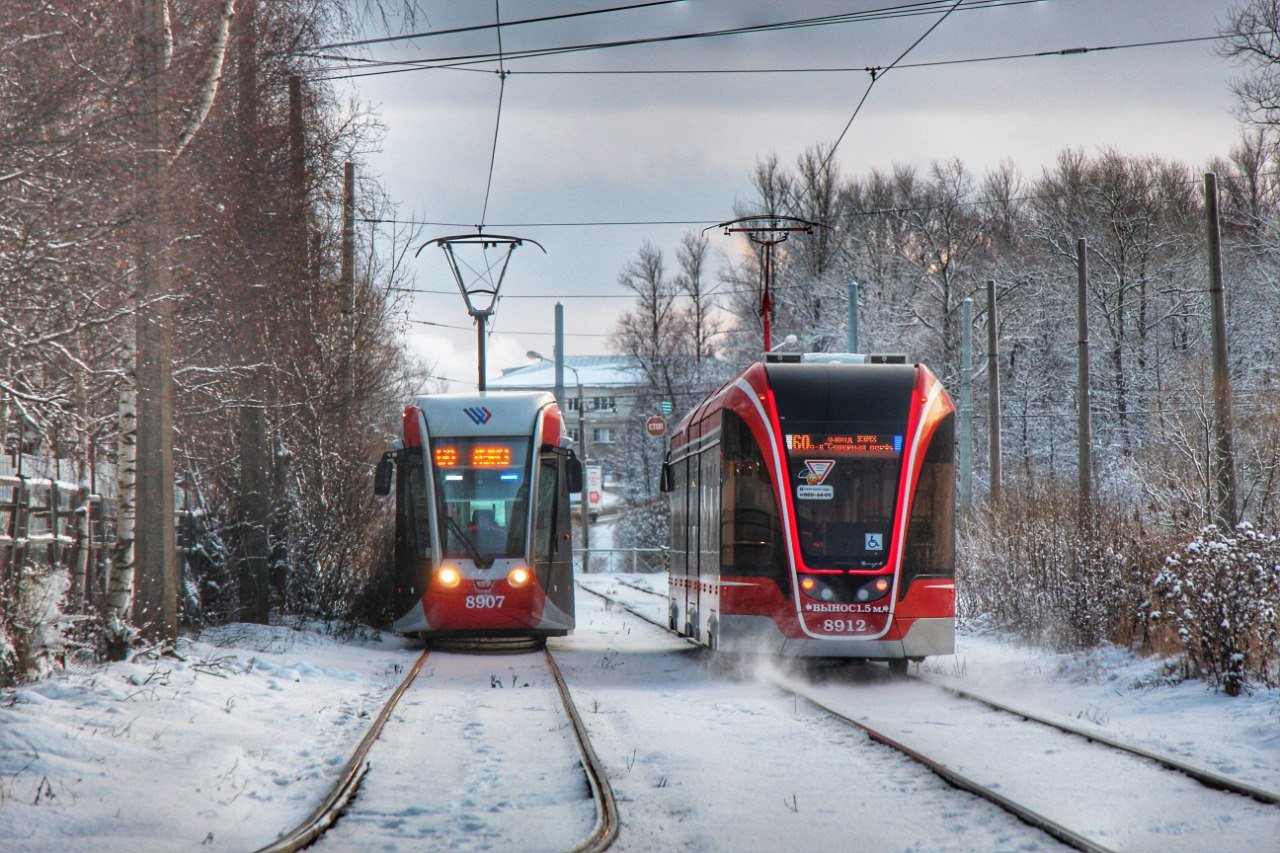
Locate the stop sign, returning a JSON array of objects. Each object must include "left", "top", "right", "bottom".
[{"left": 645, "top": 416, "right": 667, "bottom": 437}]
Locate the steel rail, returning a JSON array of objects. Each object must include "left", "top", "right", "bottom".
[
  {"left": 583, "top": 581, "right": 1104, "bottom": 849},
  {"left": 917, "top": 678, "right": 1280, "bottom": 807},
  {"left": 255, "top": 648, "right": 431, "bottom": 853},
  {"left": 603, "top": 577, "right": 669, "bottom": 600},
  {"left": 585, "top": 579, "right": 1280, "bottom": 809},
  {"left": 770, "top": 678, "right": 1112, "bottom": 853},
  {"left": 544, "top": 647, "right": 620, "bottom": 852}
]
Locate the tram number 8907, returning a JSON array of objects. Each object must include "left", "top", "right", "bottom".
[
  {"left": 822, "top": 618, "right": 868, "bottom": 633},
  {"left": 465, "top": 595, "right": 506, "bottom": 609}
]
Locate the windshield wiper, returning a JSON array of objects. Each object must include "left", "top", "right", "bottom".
[{"left": 445, "top": 516, "right": 488, "bottom": 567}]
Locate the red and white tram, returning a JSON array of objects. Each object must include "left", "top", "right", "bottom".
[
  {"left": 660, "top": 353, "right": 955, "bottom": 665},
  {"left": 375, "top": 392, "right": 582, "bottom": 638}
]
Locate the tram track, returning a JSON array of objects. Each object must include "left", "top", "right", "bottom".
[
  {"left": 256, "top": 643, "right": 617, "bottom": 853},
  {"left": 580, "top": 578, "right": 1280, "bottom": 852}
]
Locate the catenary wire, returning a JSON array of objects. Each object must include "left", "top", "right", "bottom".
[
  {"left": 479, "top": 0, "right": 507, "bottom": 229},
  {"left": 361, "top": 165, "right": 1280, "bottom": 231},
  {"left": 307, "top": 0, "right": 1046, "bottom": 81},
  {"left": 804, "top": 0, "right": 961, "bottom": 208},
  {"left": 312, "top": 0, "right": 692, "bottom": 52}
]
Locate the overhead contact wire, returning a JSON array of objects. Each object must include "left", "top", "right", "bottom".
[
  {"left": 812, "top": 0, "right": 964, "bottom": 199},
  {"left": 479, "top": 0, "right": 507, "bottom": 231}
]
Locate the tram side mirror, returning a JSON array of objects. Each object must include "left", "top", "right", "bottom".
[
  {"left": 565, "top": 449, "right": 584, "bottom": 494},
  {"left": 659, "top": 459, "right": 674, "bottom": 493},
  {"left": 374, "top": 453, "right": 394, "bottom": 496}
]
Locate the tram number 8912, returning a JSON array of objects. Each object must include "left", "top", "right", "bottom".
[
  {"left": 822, "top": 618, "right": 868, "bottom": 633},
  {"left": 465, "top": 594, "right": 506, "bottom": 609}
]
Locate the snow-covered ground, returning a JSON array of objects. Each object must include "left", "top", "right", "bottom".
[{"left": 1, "top": 574, "right": 1277, "bottom": 851}]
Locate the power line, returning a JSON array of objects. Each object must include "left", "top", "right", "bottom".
[
  {"left": 313, "top": 0, "right": 691, "bottom": 52},
  {"left": 366, "top": 163, "right": 1280, "bottom": 231},
  {"left": 360, "top": 216, "right": 717, "bottom": 228},
  {"left": 813, "top": 0, "right": 964, "bottom": 202},
  {"left": 479, "top": 0, "right": 507, "bottom": 229},
  {"left": 406, "top": 317, "right": 613, "bottom": 337},
  {"left": 308, "top": 0, "right": 1045, "bottom": 82}
]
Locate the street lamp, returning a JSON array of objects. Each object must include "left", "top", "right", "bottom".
[{"left": 528, "top": 350, "right": 591, "bottom": 565}]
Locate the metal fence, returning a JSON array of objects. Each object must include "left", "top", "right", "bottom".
[{"left": 574, "top": 547, "right": 669, "bottom": 574}]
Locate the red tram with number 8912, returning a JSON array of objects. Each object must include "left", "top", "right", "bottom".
[
  {"left": 659, "top": 352, "right": 955, "bottom": 667},
  {"left": 374, "top": 392, "right": 583, "bottom": 639}
]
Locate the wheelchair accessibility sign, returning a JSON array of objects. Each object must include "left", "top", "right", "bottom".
[{"left": 865, "top": 532, "right": 884, "bottom": 551}]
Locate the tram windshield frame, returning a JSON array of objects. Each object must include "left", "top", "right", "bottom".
[{"left": 429, "top": 436, "right": 532, "bottom": 566}]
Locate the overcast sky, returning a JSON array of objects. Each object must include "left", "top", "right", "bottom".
[{"left": 331, "top": 0, "right": 1251, "bottom": 390}]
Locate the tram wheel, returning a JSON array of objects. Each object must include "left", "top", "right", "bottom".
[{"left": 887, "top": 658, "right": 908, "bottom": 676}]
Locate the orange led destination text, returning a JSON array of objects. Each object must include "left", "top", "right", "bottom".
[
  {"left": 434, "top": 447, "right": 458, "bottom": 467},
  {"left": 471, "top": 446, "right": 512, "bottom": 467},
  {"left": 787, "top": 434, "right": 895, "bottom": 454}
]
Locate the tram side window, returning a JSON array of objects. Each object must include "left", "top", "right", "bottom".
[
  {"left": 901, "top": 413, "right": 956, "bottom": 595},
  {"left": 534, "top": 456, "right": 558, "bottom": 563},
  {"left": 721, "top": 410, "right": 788, "bottom": 592}
]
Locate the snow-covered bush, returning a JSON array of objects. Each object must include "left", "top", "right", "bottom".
[
  {"left": 958, "top": 482, "right": 1170, "bottom": 651},
  {"left": 0, "top": 562, "right": 71, "bottom": 687},
  {"left": 1152, "top": 524, "right": 1280, "bottom": 694},
  {"left": 614, "top": 496, "right": 670, "bottom": 551}
]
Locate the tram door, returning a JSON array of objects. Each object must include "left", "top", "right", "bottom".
[
  {"left": 698, "top": 443, "right": 720, "bottom": 640},
  {"left": 686, "top": 451, "right": 700, "bottom": 634}
]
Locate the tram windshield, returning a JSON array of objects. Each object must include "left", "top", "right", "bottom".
[
  {"left": 783, "top": 429, "right": 905, "bottom": 569},
  {"left": 430, "top": 436, "right": 531, "bottom": 565}
]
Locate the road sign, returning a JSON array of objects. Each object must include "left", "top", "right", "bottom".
[
  {"left": 586, "top": 466, "right": 603, "bottom": 511},
  {"left": 660, "top": 400, "right": 673, "bottom": 415},
  {"left": 646, "top": 416, "right": 667, "bottom": 437}
]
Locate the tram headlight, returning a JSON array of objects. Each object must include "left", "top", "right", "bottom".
[
  {"left": 435, "top": 566, "right": 462, "bottom": 589},
  {"left": 857, "top": 577, "right": 891, "bottom": 602},
  {"left": 800, "top": 577, "right": 836, "bottom": 602},
  {"left": 507, "top": 566, "right": 531, "bottom": 589}
]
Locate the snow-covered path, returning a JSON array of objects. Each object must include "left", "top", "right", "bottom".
[
  {"left": 314, "top": 649, "right": 596, "bottom": 852},
  {"left": 1, "top": 574, "right": 1277, "bottom": 851}
]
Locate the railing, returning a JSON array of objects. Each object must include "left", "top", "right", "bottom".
[
  {"left": 1, "top": 474, "right": 114, "bottom": 608},
  {"left": 574, "top": 547, "right": 668, "bottom": 574}
]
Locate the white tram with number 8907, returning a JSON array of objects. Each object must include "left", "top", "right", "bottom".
[{"left": 375, "top": 392, "right": 582, "bottom": 639}]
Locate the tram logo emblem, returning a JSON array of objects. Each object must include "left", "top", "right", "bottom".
[
  {"left": 801, "top": 459, "right": 835, "bottom": 485},
  {"left": 463, "top": 406, "right": 492, "bottom": 425}
]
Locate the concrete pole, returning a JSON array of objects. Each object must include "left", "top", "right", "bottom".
[
  {"left": 476, "top": 315, "right": 488, "bottom": 392},
  {"left": 133, "top": 0, "right": 178, "bottom": 643},
  {"left": 986, "top": 279, "right": 1002, "bottom": 506},
  {"left": 847, "top": 281, "right": 859, "bottom": 352},
  {"left": 1205, "top": 172, "right": 1238, "bottom": 529},
  {"left": 1077, "top": 238, "right": 1093, "bottom": 523},
  {"left": 554, "top": 302, "right": 565, "bottom": 407},
  {"left": 959, "top": 297, "right": 973, "bottom": 513},
  {"left": 578, "top": 382, "right": 589, "bottom": 569}
]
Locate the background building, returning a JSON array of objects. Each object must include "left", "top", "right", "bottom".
[{"left": 488, "top": 355, "right": 644, "bottom": 477}]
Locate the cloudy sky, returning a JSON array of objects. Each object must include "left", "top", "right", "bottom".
[{"left": 327, "top": 0, "right": 1251, "bottom": 389}]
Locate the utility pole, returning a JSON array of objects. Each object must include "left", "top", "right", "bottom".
[
  {"left": 341, "top": 162, "right": 355, "bottom": 395},
  {"left": 1077, "top": 238, "right": 1093, "bottom": 524},
  {"left": 958, "top": 297, "right": 973, "bottom": 514},
  {"left": 133, "top": 0, "right": 178, "bottom": 643},
  {"left": 1205, "top": 172, "right": 1238, "bottom": 529},
  {"left": 986, "top": 279, "right": 1002, "bottom": 506},
  {"left": 847, "top": 281, "right": 859, "bottom": 352},
  {"left": 554, "top": 303, "right": 565, "bottom": 407}
]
